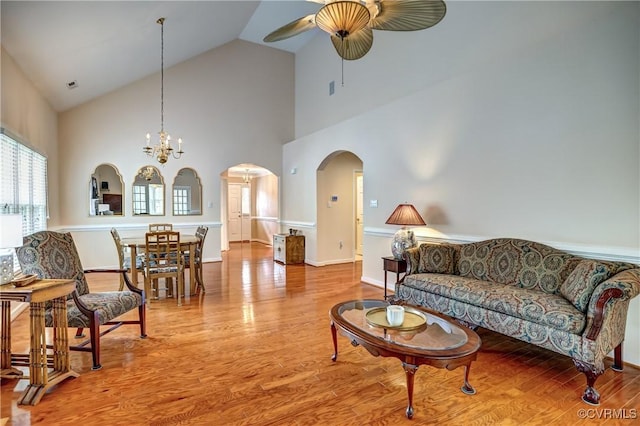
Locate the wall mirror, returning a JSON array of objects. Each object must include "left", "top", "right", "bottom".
[
  {"left": 133, "top": 166, "right": 165, "bottom": 216},
  {"left": 90, "top": 163, "right": 124, "bottom": 216},
  {"left": 172, "top": 168, "right": 202, "bottom": 216}
]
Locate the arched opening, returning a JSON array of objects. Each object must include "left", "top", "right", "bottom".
[
  {"left": 316, "top": 151, "right": 363, "bottom": 264},
  {"left": 220, "top": 164, "right": 279, "bottom": 252}
]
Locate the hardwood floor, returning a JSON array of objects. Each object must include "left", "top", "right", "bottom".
[{"left": 2, "top": 242, "right": 639, "bottom": 425}]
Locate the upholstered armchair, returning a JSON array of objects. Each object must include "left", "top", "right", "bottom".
[{"left": 16, "top": 231, "right": 147, "bottom": 370}]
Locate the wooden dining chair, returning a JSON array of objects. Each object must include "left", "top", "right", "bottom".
[
  {"left": 185, "top": 225, "right": 208, "bottom": 295},
  {"left": 110, "top": 228, "right": 145, "bottom": 290},
  {"left": 143, "top": 231, "right": 184, "bottom": 305},
  {"left": 149, "top": 223, "right": 173, "bottom": 231}
]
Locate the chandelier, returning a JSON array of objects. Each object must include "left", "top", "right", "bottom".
[
  {"left": 138, "top": 166, "right": 156, "bottom": 181},
  {"left": 143, "top": 17, "right": 184, "bottom": 164},
  {"left": 243, "top": 169, "right": 251, "bottom": 184}
]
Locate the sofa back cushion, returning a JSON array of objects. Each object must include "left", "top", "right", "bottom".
[
  {"left": 457, "top": 238, "right": 580, "bottom": 294},
  {"left": 560, "top": 259, "right": 634, "bottom": 312},
  {"left": 418, "top": 244, "right": 457, "bottom": 274}
]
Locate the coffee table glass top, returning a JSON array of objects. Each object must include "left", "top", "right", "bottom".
[{"left": 336, "top": 300, "right": 468, "bottom": 351}]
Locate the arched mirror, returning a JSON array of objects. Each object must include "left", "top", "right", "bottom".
[
  {"left": 89, "top": 164, "right": 124, "bottom": 216},
  {"left": 133, "top": 166, "right": 165, "bottom": 216},
  {"left": 172, "top": 168, "right": 202, "bottom": 216}
]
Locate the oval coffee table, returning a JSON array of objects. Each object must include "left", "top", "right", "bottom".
[{"left": 330, "top": 299, "right": 481, "bottom": 419}]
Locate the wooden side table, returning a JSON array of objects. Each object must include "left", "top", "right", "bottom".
[
  {"left": 0, "top": 279, "right": 80, "bottom": 405},
  {"left": 382, "top": 256, "right": 407, "bottom": 299}
]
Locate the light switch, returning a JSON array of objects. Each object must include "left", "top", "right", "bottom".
[{"left": 370, "top": 199, "right": 378, "bottom": 208}]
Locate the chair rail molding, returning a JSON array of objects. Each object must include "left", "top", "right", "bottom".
[
  {"left": 52, "top": 222, "right": 222, "bottom": 233},
  {"left": 364, "top": 227, "right": 640, "bottom": 265}
]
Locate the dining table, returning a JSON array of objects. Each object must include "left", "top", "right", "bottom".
[{"left": 120, "top": 234, "right": 198, "bottom": 296}]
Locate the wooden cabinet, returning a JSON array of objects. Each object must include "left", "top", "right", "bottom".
[{"left": 273, "top": 234, "right": 305, "bottom": 264}]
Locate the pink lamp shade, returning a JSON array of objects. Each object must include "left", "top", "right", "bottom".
[{"left": 385, "top": 204, "right": 426, "bottom": 260}]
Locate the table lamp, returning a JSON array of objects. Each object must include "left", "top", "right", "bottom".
[
  {"left": 0, "top": 214, "right": 23, "bottom": 285},
  {"left": 385, "top": 203, "right": 426, "bottom": 260}
]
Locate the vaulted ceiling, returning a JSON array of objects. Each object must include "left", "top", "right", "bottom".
[{"left": 1, "top": 1, "right": 320, "bottom": 112}]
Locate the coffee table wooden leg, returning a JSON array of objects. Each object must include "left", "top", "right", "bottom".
[
  {"left": 403, "top": 362, "right": 418, "bottom": 419},
  {"left": 460, "top": 364, "right": 476, "bottom": 395},
  {"left": 330, "top": 321, "right": 338, "bottom": 361}
]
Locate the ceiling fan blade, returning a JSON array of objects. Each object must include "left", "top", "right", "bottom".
[
  {"left": 263, "top": 14, "right": 317, "bottom": 42},
  {"left": 330, "top": 27, "right": 373, "bottom": 60},
  {"left": 370, "top": 0, "right": 447, "bottom": 31}
]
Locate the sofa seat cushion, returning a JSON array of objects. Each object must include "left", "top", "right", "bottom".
[
  {"left": 403, "top": 274, "right": 586, "bottom": 334},
  {"left": 44, "top": 291, "right": 142, "bottom": 328}
]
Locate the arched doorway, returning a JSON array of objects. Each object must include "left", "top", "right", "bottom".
[
  {"left": 316, "top": 151, "right": 363, "bottom": 264},
  {"left": 220, "top": 164, "right": 279, "bottom": 251}
]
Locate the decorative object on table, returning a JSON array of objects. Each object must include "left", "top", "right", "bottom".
[
  {"left": 9, "top": 273, "right": 38, "bottom": 287},
  {"left": 365, "top": 305, "right": 427, "bottom": 331},
  {"left": 142, "top": 17, "right": 184, "bottom": 164},
  {"left": 0, "top": 214, "right": 23, "bottom": 285},
  {"left": 386, "top": 305, "right": 405, "bottom": 326},
  {"left": 385, "top": 203, "right": 426, "bottom": 260},
  {"left": 263, "top": 0, "right": 447, "bottom": 61}
]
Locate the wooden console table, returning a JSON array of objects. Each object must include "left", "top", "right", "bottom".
[{"left": 0, "top": 279, "right": 80, "bottom": 405}]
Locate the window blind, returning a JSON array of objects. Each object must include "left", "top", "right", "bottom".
[{"left": 0, "top": 130, "right": 48, "bottom": 239}]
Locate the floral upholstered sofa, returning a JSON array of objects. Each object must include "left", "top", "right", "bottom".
[{"left": 393, "top": 238, "right": 640, "bottom": 405}]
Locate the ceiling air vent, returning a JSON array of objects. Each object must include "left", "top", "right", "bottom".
[{"left": 66, "top": 80, "right": 78, "bottom": 90}]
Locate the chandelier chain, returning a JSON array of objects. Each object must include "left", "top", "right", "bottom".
[
  {"left": 160, "top": 17, "right": 164, "bottom": 132},
  {"left": 143, "top": 17, "right": 183, "bottom": 165}
]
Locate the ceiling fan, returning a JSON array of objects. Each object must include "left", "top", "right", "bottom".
[{"left": 263, "top": 0, "right": 447, "bottom": 61}]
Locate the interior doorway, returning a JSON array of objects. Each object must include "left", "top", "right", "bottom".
[
  {"left": 355, "top": 172, "right": 363, "bottom": 258},
  {"left": 316, "top": 151, "right": 363, "bottom": 264},
  {"left": 221, "top": 164, "right": 279, "bottom": 251}
]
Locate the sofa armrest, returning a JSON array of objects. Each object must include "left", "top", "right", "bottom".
[
  {"left": 403, "top": 247, "right": 421, "bottom": 275},
  {"left": 583, "top": 268, "right": 640, "bottom": 341}
]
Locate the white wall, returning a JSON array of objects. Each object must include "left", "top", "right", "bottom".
[
  {"left": 57, "top": 40, "right": 294, "bottom": 266},
  {"left": 284, "top": 2, "right": 640, "bottom": 364},
  {"left": 1, "top": 46, "right": 59, "bottom": 222}
]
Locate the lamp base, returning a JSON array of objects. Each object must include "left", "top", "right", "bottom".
[
  {"left": 391, "top": 228, "right": 418, "bottom": 260},
  {"left": 1, "top": 253, "right": 14, "bottom": 285}
]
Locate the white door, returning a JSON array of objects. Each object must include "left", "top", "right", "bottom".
[
  {"left": 228, "top": 183, "right": 242, "bottom": 242},
  {"left": 241, "top": 184, "right": 251, "bottom": 241},
  {"left": 355, "top": 172, "right": 364, "bottom": 256}
]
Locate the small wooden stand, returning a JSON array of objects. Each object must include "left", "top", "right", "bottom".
[{"left": 0, "top": 279, "right": 80, "bottom": 405}]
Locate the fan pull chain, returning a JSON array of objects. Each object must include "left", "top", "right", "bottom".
[{"left": 341, "top": 57, "right": 344, "bottom": 87}]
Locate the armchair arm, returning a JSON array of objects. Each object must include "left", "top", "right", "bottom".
[
  {"left": 583, "top": 268, "right": 640, "bottom": 341},
  {"left": 403, "top": 247, "right": 421, "bottom": 275},
  {"left": 83, "top": 268, "right": 144, "bottom": 297}
]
